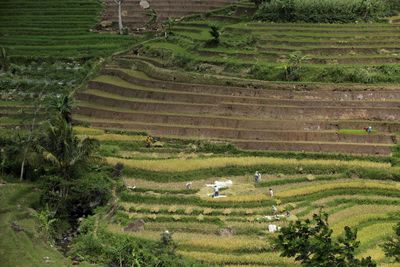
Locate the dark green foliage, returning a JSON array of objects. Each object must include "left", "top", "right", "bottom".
[
  {"left": 255, "top": 0, "right": 389, "bottom": 23},
  {"left": 208, "top": 24, "right": 221, "bottom": 45},
  {"left": 47, "top": 94, "right": 74, "bottom": 123},
  {"left": 145, "top": 8, "right": 158, "bottom": 28},
  {"left": 250, "top": 0, "right": 266, "bottom": 7},
  {"left": 197, "top": 142, "right": 239, "bottom": 154},
  {"left": 275, "top": 212, "right": 376, "bottom": 266},
  {"left": 284, "top": 51, "right": 308, "bottom": 81},
  {"left": 39, "top": 172, "right": 112, "bottom": 223},
  {"left": 385, "top": 0, "right": 400, "bottom": 13},
  {"left": 316, "top": 65, "right": 400, "bottom": 84},
  {"left": 164, "top": 17, "right": 175, "bottom": 37},
  {"left": 0, "top": 47, "right": 10, "bottom": 72},
  {"left": 37, "top": 96, "right": 112, "bottom": 221},
  {"left": 382, "top": 223, "right": 400, "bottom": 262},
  {"left": 0, "top": 95, "right": 113, "bottom": 223},
  {"left": 221, "top": 33, "right": 257, "bottom": 49},
  {"left": 255, "top": 0, "right": 296, "bottom": 22},
  {"left": 70, "top": 216, "right": 208, "bottom": 266}
]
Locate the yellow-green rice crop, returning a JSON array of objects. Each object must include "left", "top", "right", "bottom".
[
  {"left": 106, "top": 156, "right": 390, "bottom": 172},
  {"left": 91, "top": 134, "right": 146, "bottom": 141},
  {"left": 73, "top": 126, "right": 104, "bottom": 136},
  {"left": 177, "top": 251, "right": 297, "bottom": 265},
  {"left": 331, "top": 213, "right": 394, "bottom": 236},
  {"left": 357, "top": 222, "right": 396, "bottom": 249},
  {"left": 329, "top": 205, "right": 400, "bottom": 225},
  {"left": 122, "top": 231, "right": 268, "bottom": 252},
  {"left": 277, "top": 180, "right": 399, "bottom": 198},
  {"left": 357, "top": 248, "right": 386, "bottom": 263},
  {"left": 206, "top": 194, "right": 269, "bottom": 203},
  {"left": 143, "top": 221, "right": 220, "bottom": 233}
]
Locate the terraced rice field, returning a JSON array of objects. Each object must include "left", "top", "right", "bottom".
[
  {"left": 102, "top": 0, "right": 237, "bottom": 29},
  {"left": 74, "top": 57, "right": 399, "bottom": 155},
  {"left": 0, "top": 0, "right": 136, "bottom": 133},
  {"left": 76, "top": 128, "right": 400, "bottom": 266},
  {"left": 0, "top": 99, "right": 35, "bottom": 131},
  {"left": 163, "top": 20, "right": 400, "bottom": 65},
  {"left": 0, "top": 0, "right": 133, "bottom": 59}
]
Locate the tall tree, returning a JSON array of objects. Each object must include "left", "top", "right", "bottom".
[
  {"left": 19, "top": 92, "right": 45, "bottom": 181},
  {"left": 114, "top": 0, "right": 125, "bottom": 35},
  {"left": 39, "top": 94, "right": 98, "bottom": 181},
  {"left": 38, "top": 95, "right": 105, "bottom": 220},
  {"left": 275, "top": 212, "right": 376, "bottom": 267}
]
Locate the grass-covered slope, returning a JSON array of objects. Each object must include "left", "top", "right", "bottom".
[
  {"left": 0, "top": 0, "right": 133, "bottom": 60},
  {"left": 0, "top": 182, "right": 77, "bottom": 267}
]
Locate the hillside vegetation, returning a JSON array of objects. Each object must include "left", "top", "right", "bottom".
[
  {"left": 255, "top": 0, "right": 391, "bottom": 23},
  {"left": 1, "top": 0, "right": 400, "bottom": 266},
  {"left": 69, "top": 127, "right": 400, "bottom": 266}
]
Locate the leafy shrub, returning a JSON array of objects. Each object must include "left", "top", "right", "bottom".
[
  {"left": 208, "top": 24, "right": 221, "bottom": 45},
  {"left": 384, "top": 0, "right": 400, "bottom": 15},
  {"left": 197, "top": 142, "right": 239, "bottom": 154},
  {"left": 317, "top": 65, "right": 400, "bottom": 84},
  {"left": 71, "top": 216, "right": 207, "bottom": 266},
  {"left": 275, "top": 212, "right": 376, "bottom": 266},
  {"left": 39, "top": 172, "right": 112, "bottom": 223},
  {"left": 255, "top": 0, "right": 296, "bottom": 22},
  {"left": 255, "top": 0, "right": 389, "bottom": 23},
  {"left": 382, "top": 223, "right": 400, "bottom": 262},
  {"left": 284, "top": 51, "right": 309, "bottom": 81},
  {"left": 171, "top": 53, "right": 193, "bottom": 68}
]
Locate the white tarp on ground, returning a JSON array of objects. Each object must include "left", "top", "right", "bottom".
[{"left": 206, "top": 180, "right": 233, "bottom": 189}]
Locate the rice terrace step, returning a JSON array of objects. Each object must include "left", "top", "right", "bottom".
[
  {"left": 75, "top": 59, "right": 399, "bottom": 155},
  {"left": 2, "top": 0, "right": 400, "bottom": 266}
]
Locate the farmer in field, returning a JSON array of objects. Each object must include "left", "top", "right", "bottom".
[
  {"left": 145, "top": 135, "right": 154, "bottom": 147},
  {"left": 254, "top": 171, "right": 261, "bottom": 183},
  {"left": 269, "top": 188, "right": 274, "bottom": 198},
  {"left": 185, "top": 181, "right": 192, "bottom": 190},
  {"left": 213, "top": 185, "right": 220, "bottom": 197},
  {"left": 363, "top": 126, "right": 373, "bottom": 133}
]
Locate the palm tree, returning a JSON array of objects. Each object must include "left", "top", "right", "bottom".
[
  {"left": 48, "top": 94, "right": 74, "bottom": 123},
  {"left": 41, "top": 116, "right": 99, "bottom": 182},
  {"left": 38, "top": 94, "right": 98, "bottom": 191}
]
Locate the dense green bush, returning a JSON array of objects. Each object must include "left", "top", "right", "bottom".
[
  {"left": 39, "top": 171, "right": 112, "bottom": 223},
  {"left": 385, "top": 0, "right": 400, "bottom": 15},
  {"left": 275, "top": 212, "right": 376, "bottom": 266},
  {"left": 70, "top": 216, "right": 208, "bottom": 266},
  {"left": 255, "top": 0, "right": 389, "bottom": 23},
  {"left": 317, "top": 65, "right": 400, "bottom": 84}
]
